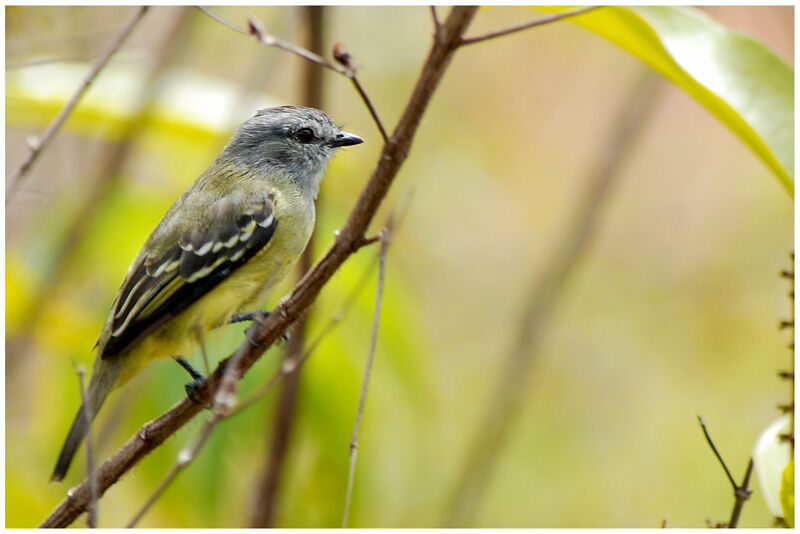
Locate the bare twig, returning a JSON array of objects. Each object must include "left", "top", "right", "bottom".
[
  {"left": 41, "top": 8, "right": 478, "bottom": 528},
  {"left": 251, "top": 7, "right": 326, "bottom": 527},
  {"left": 6, "top": 6, "right": 148, "bottom": 203},
  {"left": 697, "top": 416, "right": 738, "bottom": 490},
  {"left": 430, "top": 6, "right": 441, "bottom": 31},
  {"left": 459, "top": 6, "right": 600, "bottom": 46},
  {"left": 332, "top": 42, "right": 389, "bottom": 142},
  {"left": 342, "top": 222, "right": 392, "bottom": 528},
  {"left": 445, "top": 71, "right": 662, "bottom": 526},
  {"left": 697, "top": 416, "right": 754, "bottom": 528},
  {"left": 76, "top": 366, "right": 97, "bottom": 528}
]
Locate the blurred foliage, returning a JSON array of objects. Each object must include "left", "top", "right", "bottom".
[
  {"left": 5, "top": 5, "right": 794, "bottom": 527},
  {"left": 781, "top": 458, "right": 794, "bottom": 527},
  {"left": 540, "top": 5, "right": 794, "bottom": 192}
]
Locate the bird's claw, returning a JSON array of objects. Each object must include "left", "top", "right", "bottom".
[{"left": 231, "top": 309, "right": 290, "bottom": 346}]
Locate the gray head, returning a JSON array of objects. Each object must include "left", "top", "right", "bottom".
[{"left": 221, "top": 106, "right": 363, "bottom": 197}]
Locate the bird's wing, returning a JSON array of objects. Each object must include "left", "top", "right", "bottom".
[{"left": 100, "top": 192, "right": 278, "bottom": 359}]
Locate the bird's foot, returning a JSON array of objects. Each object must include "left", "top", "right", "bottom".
[
  {"left": 175, "top": 356, "right": 207, "bottom": 406},
  {"left": 229, "top": 309, "right": 290, "bottom": 345}
]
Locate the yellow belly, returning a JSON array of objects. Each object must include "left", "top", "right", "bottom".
[{"left": 113, "top": 195, "right": 314, "bottom": 384}]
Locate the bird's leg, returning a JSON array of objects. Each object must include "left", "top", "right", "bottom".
[
  {"left": 229, "top": 309, "right": 290, "bottom": 345},
  {"left": 174, "top": 356, "right": 207, "bottom": 406}
]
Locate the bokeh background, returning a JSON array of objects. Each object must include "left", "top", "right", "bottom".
[{"left": 5, "top": 5, "right": 794, "bottom": 527}]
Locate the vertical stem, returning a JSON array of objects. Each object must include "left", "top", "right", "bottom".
[
  {"left": 250, "top": 6, "right": 326, "bottom": 528},
  {"left": 727, "top": 459, "right": 754, "bottom": 528}
]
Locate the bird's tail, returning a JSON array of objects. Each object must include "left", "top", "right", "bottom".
[{"left": 50, "top": 358, "right": 121, "bottom": 482}]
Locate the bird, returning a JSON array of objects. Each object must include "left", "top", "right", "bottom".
[{"left": 50, "top": 105, "right": 364, "bottom": 482}]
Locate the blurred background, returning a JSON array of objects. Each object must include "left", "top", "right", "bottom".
[{"left": 5, "top": 5, "right": 794, "bottom": 528}]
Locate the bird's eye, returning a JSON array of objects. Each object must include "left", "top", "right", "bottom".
[{"left": 295, "top": 128, "right": 315, "bottom": 143}]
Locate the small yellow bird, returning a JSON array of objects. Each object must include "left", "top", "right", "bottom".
[{"left": 51, "top": 106, "right": 363, "bottom": 481}]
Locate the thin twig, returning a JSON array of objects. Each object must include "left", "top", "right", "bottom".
[
  {"left": 698, "top": 416, "right": 755, "bottom": 528},
  {"left": 125, "top": 417, "right": 217, "bottom": 528},
  {"left": 350, "top": 74, "right": 389, "bottom": 142},
  {"left": 459, "top": 6, "right": 600, "bottom": 46},
  {"left": 76, "top": 366, "right": 97, "bottom": 528},
  {"left": 430, "top": 6, "right": 441, "bottom": 31},
  {"left": 41, "top": 9, "right": 478, "bottom": 527},
  {"left": 697, "top": 416, "right": 738, "bottom": 491},
  {"left": 343, "top": 221, "right": 392, "bottom": 528},
  {"left": 6, "top": 6, "right": 148, "bottom": 204},
  {"left": 196, "top": 6, "right": 249, "bottom": 34},
  {"left": 247, "top": 14, "right": 346, "bottom": 74}
]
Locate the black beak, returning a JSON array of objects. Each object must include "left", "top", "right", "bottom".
[{"left": 330, "top": 131, "right": 364, "bottom": 147}]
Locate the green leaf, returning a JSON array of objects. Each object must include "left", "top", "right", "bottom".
[
  {"left": 781, "top": 459, "right": 794, "bottom": 527},
  {"left": 538, "top": 6, "right": 794, "bottom": 195}
]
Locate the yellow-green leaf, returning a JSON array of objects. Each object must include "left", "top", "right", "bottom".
[
  {"left": 781, "top": 459, "right": 794, "bottom": 527},
  {"left": 538, "top": 6, "right": 794, "bottom": 195}
]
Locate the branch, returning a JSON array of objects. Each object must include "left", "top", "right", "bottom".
[
  {"left": 342, "top": 222, "right": 392, "bottom": 528},
  {"left": 697, "top": 416, "right": 738, "bottom": 491},
  {"left": 40, "top": 7, "right": 478, "bottom": 527},
  {"left": 6, "top": 6, "right": 148, "bottom": 204},
  {"left": 430, "top": 6, "right": 441, "bottom": 31},
  {"left": 445, "top": 71, "right": 662, "bottom": 526},
  {"left": 459, "top": 6, "right": 600, "bottom": 46},
  {"left": 127, "top": 327, "right": 251, "bottom": 527},
  {"left": 728, "top": 459, "right": 754, "bottom": 528},
  {"left": 698, "top": 416, "right": 755, "bottom": 528},
  {"left": 332, "top": 42, "right": 389, "bottom": 142}
]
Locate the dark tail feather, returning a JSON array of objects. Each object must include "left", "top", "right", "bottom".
[{"left": 50, "top": 359, "right": 120, "bottom": 482}]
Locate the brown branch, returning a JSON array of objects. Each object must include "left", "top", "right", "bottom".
[
  {"left": 459, "top": 6, "right": 600, "bottom": 46},
  {"left": 333, "top": 42, "right": 389, "bottom": 142},
  {"left": 697, "top": 417, "right": 755, "bottom": 528},
  {"left": 40, "top": 7, "right": 478, "bottom": 528},
  {"left": 127, "top": 323, "right": 252, "bottom": 527},
  {"left": 342, "top": 222, "right": 392, "bottom": 528},
  {"left": 728, "top": 459, "right": 754, "bottom": 528},
  {"left": 445, "top": 71, "right": 662, "bottom": 526},
  {"left": 6, "top": 6, "right": 148, "bottom": 204},
  {"left": 698, "top": 416, "right": 738, "bottom": 491},
  {"left": 250, "top": 6, "right": 326, "bottom": 527}
]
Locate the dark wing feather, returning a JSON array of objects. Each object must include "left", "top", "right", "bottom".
[{"left": 101, "top": 193, "right": 277, "bottom": 359}]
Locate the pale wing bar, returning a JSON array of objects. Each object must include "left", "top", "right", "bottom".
[{"left": 101, "top": 194, "right": 277, "bottom": 359}]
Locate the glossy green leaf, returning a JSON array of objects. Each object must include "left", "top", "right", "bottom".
[
  {"left": 538, "top": 6, "right": 794, "bottom": 194},
  {"left": 781, "top": 459, "right": 794, "bottom": 527}
]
